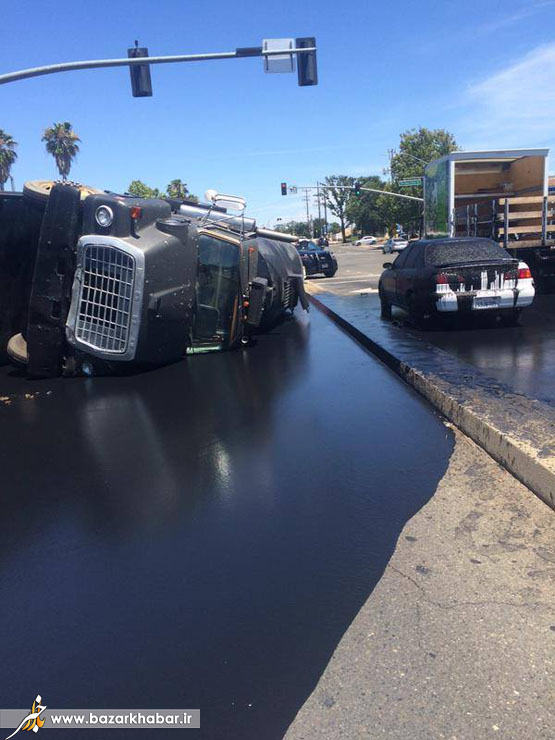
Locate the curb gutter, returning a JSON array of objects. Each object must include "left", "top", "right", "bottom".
[{"left": 309, "top": 293, "right": 555, "bottom": 510}]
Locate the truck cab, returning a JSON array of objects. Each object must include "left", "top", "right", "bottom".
[{"left": 0, "top": 182, "right": 307, "bottom": 377}]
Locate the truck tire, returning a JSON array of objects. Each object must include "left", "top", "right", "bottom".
[{"left": 23, "top": 180, "right": 102, "bottom": 206}]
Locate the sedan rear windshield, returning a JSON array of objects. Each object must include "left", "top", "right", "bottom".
[{"left": 425, "top": 241, "right": 512, "bottom": 266}]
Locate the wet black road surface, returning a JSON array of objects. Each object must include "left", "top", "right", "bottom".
[
  {"left": 325, "top": 292, "right": 555, "bottom": 407},
  {"left": 0, "top": 309, "right": 453, "bottom": 739}
]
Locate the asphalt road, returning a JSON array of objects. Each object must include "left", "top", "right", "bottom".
[
  {"left": 310, "top": 243, "right": 555, "bottom": 406},
  {"left": 0, "top": 308, "right": 453, "bottom": 740},
  {"left": 307, "top": 242, "right": 385, "bottom": 296}
]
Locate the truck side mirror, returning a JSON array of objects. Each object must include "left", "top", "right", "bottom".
[{"left": 246, "top": 277, "right": 268, "bottom": 326}]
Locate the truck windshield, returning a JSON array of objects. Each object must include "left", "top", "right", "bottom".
[{"left": 194, "top": 234, "right": 240, "bottom": 343}]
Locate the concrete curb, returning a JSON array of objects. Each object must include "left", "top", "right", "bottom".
[{"left": 309, "top": 293, "right": 555, "bottom": 510}]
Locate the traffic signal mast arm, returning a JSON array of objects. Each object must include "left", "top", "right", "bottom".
[
  {"left": 293, "top": 185, "right": 423, "bottom": 203},
  {"left": 0, "top": 44, "right": 317, "bottom": 86}
]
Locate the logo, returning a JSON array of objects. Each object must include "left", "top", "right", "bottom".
[{"left": 5, "top": 696, "right": 46, "bottom": 739}]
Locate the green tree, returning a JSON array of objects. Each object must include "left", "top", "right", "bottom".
[
  {"left": 391, "top": 127, "right": 458, "bottom": 183},
  {"left": 346, "top": 175, "right": 388, "bottom": 235},
  {"left": 274, "top": 220, "right": 311, "bottom": 237},
  {"left": 387, "top": 127, "right": 458, "bottom": 234},
  {"left": 42, "top": 122, "right": 80, "bottom": 180},
  {"left": 0, "top": 129, "right": 18, "bottom": 191},
  {"left": 166, "top": 178, "right": 198, "bottom": 202},
  {"left": 127, "top": 180, "right": 162, "bottom": 198},
  {"left": 322, "top": 175, "right": 354, "bottom": 242}
]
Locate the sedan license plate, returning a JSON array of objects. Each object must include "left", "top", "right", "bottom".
[{"left": 474, "top": 296, "right": 499, "bottom": 310}]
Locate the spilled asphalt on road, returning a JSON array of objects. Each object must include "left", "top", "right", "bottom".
[{"left": 0, "top": 308, "right": 453, "bottom": 739}]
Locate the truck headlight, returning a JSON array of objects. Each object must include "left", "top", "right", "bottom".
[{"left": 95, "top": 205, "right": 114, "bottom": 228}]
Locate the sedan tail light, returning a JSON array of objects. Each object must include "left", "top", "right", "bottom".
[
  {"left": 436, "top": 272, "right": 464, "bottom": 285},
  {"left": 518, "top": 266, "right": 532, "bottom": 279}
]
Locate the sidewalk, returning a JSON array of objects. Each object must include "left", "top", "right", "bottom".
[{"left": 285, "top": 426, "right": 555, "bottom": 739}]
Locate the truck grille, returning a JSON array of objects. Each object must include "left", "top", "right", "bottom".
[
  {"left": 282, "top": 279, "right": 292, "bottom": 308},
  {"left": 75, "top": 244, "right": 135, "bottom": 353}
]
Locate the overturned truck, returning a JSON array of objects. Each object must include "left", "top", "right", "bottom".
[{"left": 0, "top": 182, "right": 307, "bottom": 377}]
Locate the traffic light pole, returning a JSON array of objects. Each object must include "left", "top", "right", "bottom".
[
  {"left": 295, "top": 184, "right": 423, "bottom": 203},
  {"left": 0, "top": 45, "right": 316, "bottom": 86}
]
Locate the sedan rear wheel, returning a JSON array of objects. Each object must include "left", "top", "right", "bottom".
[
  {"left": 379, "top": 286, "right": 392, "bottom": 318},
  {"left": 407, "top": 294, "right": 424, "bottom": 327},
  {"left": 500, "top": 308, "right": 522, "bottom": 327}
]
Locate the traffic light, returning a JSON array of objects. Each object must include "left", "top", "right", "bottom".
[
  {"left": 128, "top": 45, "right": 152, "bottom": 97},
  {"left": 295, "top": 37, "right": 318, "bottom": 87},
  {"left": 281, "top": 182, "right": 288, "bottom": 196},
  {"left": 354, "top": 181, "right": 362, "bottom": 196}
]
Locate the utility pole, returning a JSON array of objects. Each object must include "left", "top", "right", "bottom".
[
  {"left": 322, "top": 184, "right": 328, "bottom": 235},
  {"left": 387, "top": 149, "right": 395, "bottom": 183},
  {"left": 316, "top": 182, "right": 322, "bottom": 236},
  {"left": 304, "top": 190, "right": 312, "bottom": 237}
]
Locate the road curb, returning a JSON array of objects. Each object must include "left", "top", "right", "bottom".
[{"left": 309, "top": 293, "right": 555, "bottom": 510}]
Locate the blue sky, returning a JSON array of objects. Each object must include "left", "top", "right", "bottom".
[{"left": 2, "top": 0, "right": 555, "bottom": 226}]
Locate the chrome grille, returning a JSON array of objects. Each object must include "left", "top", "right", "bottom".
[
  {"left": 282, "top": 279, "right": 292, "bottom": 308},
  {"left": 75, "top": 244, "right": 135, "bottom": 353}
]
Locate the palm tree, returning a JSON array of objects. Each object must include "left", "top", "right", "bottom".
[
  {"left": 42, "top": 122, "right": 80, "bottom": 180},
  {"left": 0, "top": 129, "right": 18, "bottom": 191},
  {"left": 166, "top": 179, "right": 190, "bottom": 199}
]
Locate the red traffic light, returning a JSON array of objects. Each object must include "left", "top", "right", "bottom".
[{"left": 281, "top": 183, "right": 288, "bottom": 196}]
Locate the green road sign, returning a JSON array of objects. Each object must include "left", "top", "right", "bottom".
[{"left": 399, "top": 177, "right": 422, "bottom": 187}]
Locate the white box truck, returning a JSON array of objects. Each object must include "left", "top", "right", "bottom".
[{"left": 423, "top": 148, "right": 555, "bottom": 278}]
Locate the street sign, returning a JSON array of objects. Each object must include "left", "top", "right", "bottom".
[
  {"left": 263, "top": 39, "right": 295, "bottom": 73},
  {"left": 398, "top": 177, "right": 422, "bottom": 187},
  {"left": 288, "top": 186, "right": 298, "bottom": 194}
]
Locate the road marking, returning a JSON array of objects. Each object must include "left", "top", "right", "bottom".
[
  {"left": 323, "top": 274, "right": 382, "bottom": 282},
  {"left": 350, "top": 287, "right": 379, "bottom": 294}
]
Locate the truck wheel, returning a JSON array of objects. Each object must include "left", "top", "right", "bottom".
[
  {"left": 23, "top": 180, "right": 102, "bottom": 205},
  {"left": 379, "top": 287, "right": 392, "bottom": 318},
  {"left": 7, "top": 333, "right": 28, "bottom": 365},
  {"left": 324, "top": 269, "right": 336, "bottom": 278}
]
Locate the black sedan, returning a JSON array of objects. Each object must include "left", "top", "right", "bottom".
[
  {"left": 296, "top": 239, "right": 337, "bottom": 278},
  {"left": 378, "top": 237, "right": 535, "bottom": 325}
]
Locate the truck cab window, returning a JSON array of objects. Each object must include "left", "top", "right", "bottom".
[{"left": 194, "top": 234, "right": 240, "bottom": 343}]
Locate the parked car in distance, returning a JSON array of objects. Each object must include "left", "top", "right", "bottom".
[
  {"left": 383, "top": 237, "right": 409, "bottom": 254},
  {"left": 296, "top": 239, "right": 338, "bottom": 277},
  {"left": 378, "top": 237, "right": 535, "bottom": 325},
  {"left": 355, "top": 235, "right": 377, "bottom": 246}
]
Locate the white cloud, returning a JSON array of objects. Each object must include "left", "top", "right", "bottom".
[
  {"left": 478, "top": 1, "right": 555, "bottom": 34},
  {"left": 459, "top": 43, "right": 555, "bottom": 149}
]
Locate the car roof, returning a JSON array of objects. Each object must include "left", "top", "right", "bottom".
[{"left": 411, "top": 237, "right": 498, "bottom": 248}]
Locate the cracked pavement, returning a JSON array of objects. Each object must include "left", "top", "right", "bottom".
[{"left": 284, "top": 428, "right": 555, "bottom": 739}]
